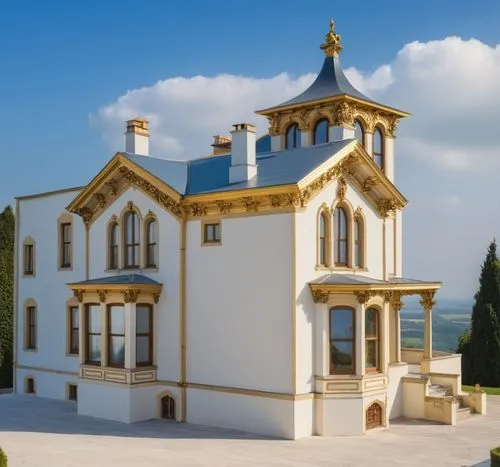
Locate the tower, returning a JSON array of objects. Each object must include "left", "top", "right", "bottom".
[{"left": 257, "top": 19, "right": 409, "bottom": 183}]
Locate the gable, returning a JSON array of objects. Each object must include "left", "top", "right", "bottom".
[{"left": 66, "top": 152, "right": 183, "bottom": 225}]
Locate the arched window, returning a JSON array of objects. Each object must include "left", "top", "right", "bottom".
[
  {"left": 330, "top": 307, "right": 355, "bottom": 374},
  {"left": 109, "top": 222, "right": 119, "bottom": 270},
  {"left": 373, "top": 127, "right": 384, "bottom": 169},
  {"left": 365, "top": 308, "right": 380, "bottom": 372},
  {"left": 285, "top": 124, "right": 301, "bottom": 149},
  {"left": 354, "top": 120, "right": 364, "bottom": 146},
  {"left": 145, "top": 219, "right": 157, "bottom": 268},
  {"left": 319, "top": 212, "right": 327, "bottom": 266},
  {"left": 161, "top": 395, "right": 176, "bottom": 419},
  {"left": 124, "top": 211, "right": 140, "bottom": 268},
  {"left": 354, "top": 218, "right": 363, "bottom": 268},
  {"left": 313, "top": 119, "right": 329, "bottom": 145},
  {"left": 334, "top": 206, "right": 348, "bottom": 266}
]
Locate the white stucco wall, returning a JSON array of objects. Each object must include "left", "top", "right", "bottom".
[
  {"left": 15, "top": 368, "right": 78, "bottom": 400},
  {"left": 89, "top": 187, "right": 181, "bottom": 383},
  {"left": 387, "top": 363, "right": 409, "bottom": 419},
  {"left": 186, "top": 213, "right": 293, "bottom": 393},
  {"left": 186, "top": 388, "right": 296, "bottom": 439},
  {"left": 16, "top": 189, "right": 84, "bottom": 381},
  {"left": 294, "top": 178, "right": 385, "bottom": 394},
  {"left": 78, "top": 381, "right": 178, "bottom": 423}
]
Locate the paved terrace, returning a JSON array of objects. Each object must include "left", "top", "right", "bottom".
[{"left": 0, "top": 394, "right": 497, "bottom": 467}]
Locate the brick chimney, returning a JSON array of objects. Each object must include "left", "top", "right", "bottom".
[
  {"left": 211, "top": 135, "right": 232, "bottom": 155},
  {"left": 125, "top": 117, "right": 149, "bottom": 155},
  {"left": 229, "top": 123, "right": 257, "bottom": 184}
]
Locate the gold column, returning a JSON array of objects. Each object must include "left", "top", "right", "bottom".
[
  {"left": 391, "top": 292, "right": 404, "bottom": 364},
  {"left": 355, "top": 292, "right": 368, "bottom": 375},
  {"left": 420, "top": 291, "right": 436, "bottom": 374}
]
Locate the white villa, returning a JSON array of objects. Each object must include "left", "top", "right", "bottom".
[{"left": 13, "top": 20, "right": 486, "bottom": 439}]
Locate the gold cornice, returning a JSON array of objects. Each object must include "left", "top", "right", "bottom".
[
  {"left": 309, "top": 282, "right": 441, "bottom": 303},
  {"left": 68, "top": 283, "right": 163, "bottom": 302},
  {"left": 257, "top": 94, "right": 409, "bottom": 121}
]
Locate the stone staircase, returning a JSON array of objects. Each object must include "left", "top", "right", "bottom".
[{"left": 427, "top": 383, "right": 472, "bottom": 421}]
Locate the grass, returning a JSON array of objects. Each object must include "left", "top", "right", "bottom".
[{"left": 463, "top": 385, "right": 500, "bottom": 395}]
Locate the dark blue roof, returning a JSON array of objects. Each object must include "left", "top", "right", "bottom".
[
  {"left": 70, "top": 274, "right": 161, "bottom": 286},
  {"left": 123, "top": 138, "right": 353, "bottom": 196},
  {"left": 272, "top": 56, "right": 372, "bottom": 109}
]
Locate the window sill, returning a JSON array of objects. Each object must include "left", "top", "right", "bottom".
[
  {"left": 315, "top": 265, "right": 368, "bottom": 273},
  {"left": 22, "top": 274, "right": 36, "bottom": 278},
  {"left": 143, "top": 267, "right": 159, "bottom": 273},
  {"left": 201, "top": 241, "right": 221, "bottom": 247},
  {"left": 80, "top": 364, "right": 157, "bottom": 385},
  {"left": 66, "top": 353, "right": 79, "bottom": 358},
  {"left": 58, "top": 266, "right": 73, "bottom": 271},
  {"left": 23, "top": 347, "right": 38, "bottom": 353}
]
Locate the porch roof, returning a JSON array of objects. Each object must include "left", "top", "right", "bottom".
[
  {"left": 309, "top": 274, "right": 441, "bottom": 301},
  {"left": 69, "top": 274, "right": 161, "bottom": 286}
]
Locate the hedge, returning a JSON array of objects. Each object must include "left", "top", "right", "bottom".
[
  {"left": 491, "top": 446, "right": 500, "bottom": 467},
  {"left": 0, "top": 447, "right": 7, "bottom": 467}
]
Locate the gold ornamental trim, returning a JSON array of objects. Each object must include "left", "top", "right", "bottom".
[{"left": 309, "top": 282, "right": 442, "bottom": 304}]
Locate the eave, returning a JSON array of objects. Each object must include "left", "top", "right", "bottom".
[
  {"left": 256, "top": 94, "right": 410, "bottom": 119},
  {"left": 66, "top": 152, "right": 183, "bottom": 225}
]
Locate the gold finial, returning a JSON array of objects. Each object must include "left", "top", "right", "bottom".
[{"left": 320, "top": 18, "right": 343, "bottom": 57}]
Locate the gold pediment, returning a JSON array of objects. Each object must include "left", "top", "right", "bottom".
[{"left": 66, "top": 153, "right": 183, "bottom": 225}]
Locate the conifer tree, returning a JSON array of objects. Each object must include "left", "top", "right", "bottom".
[
  {"left": 459, "top": 240, "right": 500, "bottom": 386},
  {"left": 0, "top": 205, "right": 14, "bottom": 388}
]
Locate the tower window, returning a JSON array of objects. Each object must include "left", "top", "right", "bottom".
[
  {"left": 313, "top": 119, "right": 329, "bottom": 145},
  {"left": 334, "top": 206, "right": 348, "bottom": 266},
  {"left": 285, "top": 124, "right": 301, "bottom": 149},
  {"left": 373, "top": 127, "right": 384, "bottom": 169},
  {"left": 354, "top": 120, "right": 364, "bottom": 146}
]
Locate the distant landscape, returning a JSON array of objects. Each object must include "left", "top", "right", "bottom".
[{"left": 401, "top": 297, "right": 473, "bottom": 353}]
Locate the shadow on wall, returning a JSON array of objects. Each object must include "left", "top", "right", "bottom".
[{"left": 0, "top": 395, "right": 279, "bottom": 441}]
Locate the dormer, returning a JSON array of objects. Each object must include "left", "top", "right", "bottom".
[{"left": 256, "top": 19, "right": 409, "bottom": 183}]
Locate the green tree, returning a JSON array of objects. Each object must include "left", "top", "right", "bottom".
[
  {"left": 0, "top": 205, "right": 14, "bottom": 388},
  {"left": 459, "top": 240, "right": 500, "bottom": 386}
]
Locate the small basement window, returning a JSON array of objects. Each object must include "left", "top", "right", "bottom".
[
  {"left": 68, "top": 384, "right": 78, "bottom": 401},
  {"left": 203, "top": 222, "right": 221, "bottom": 245},
  {"left": 26, "top": 377, "right": 35, "bottom": 394}
]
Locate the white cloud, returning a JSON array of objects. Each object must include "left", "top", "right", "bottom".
[
  {"left": 92, "top": 36, "right": 500, "bottom": 298},
  {"left": 93, "top": 73, "right": 315, "bottom": 159}
]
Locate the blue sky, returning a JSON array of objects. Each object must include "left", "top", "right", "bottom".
[{"left": 2, "top": 0, "right": 500, "bottom": 298}]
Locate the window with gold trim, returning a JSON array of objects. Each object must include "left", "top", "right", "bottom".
[
  {"left": 354, "top": 217, "right": 364, "bottom": 268},
  {"left": 373, "top": 127, "right": 384, "bottom": 169},
  {"left": 329, "top": 307, "right": 355, "bottom": 374},
  {"left": 145, "top": 219, "right": 157, "bottom": 268},
  {"left": 60, "top": 222, "right": 72, "bottom": 268},
  {"left": 285, "top": 123, "right": 301, "bottom": 149},
  {"left": 313, "top": 119, "right": 329, "bottom": 145},
  {"left": 203, "top": 222, "right": 221, "bottom": 244},
  {"left": 124, "top": 211, "right": 140, "bottom": 268},
  {"left": 365, "top": 308, "right": 380, "bottom": 372},
  {"left": 136, "top": 304, "right": 153, "bottom": 366},
  {"left": 108, "top": 222, "right": 119, "bottom": 270},
  {"left": 354, "top": 119, "right": 364, "bottom": 146},
  {"left": 85, "top": 304, "right": 101, "bottom": 365},
  {"left": 108, "top": 304, "right": 125, "bottom": 368},
  {"left": 23, "top": 238, "right": 35, "bottom": 276},
  {"left": 25, "top": 304, "right": 37, "bottom": 350},
  {"left": 333, "top": 206, "right": 348, "bottom": 266},
  {"left": 68, "top": 305, "right": 79, "bottom": 355},
  {"left": 319, "top": 211, "right": 328, "bottom": 266}
]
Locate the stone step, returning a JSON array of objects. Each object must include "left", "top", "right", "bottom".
[{"left": 457, "top": 406, "right": 471, "bottom": 421}]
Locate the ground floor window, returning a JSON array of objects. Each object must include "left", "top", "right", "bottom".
[
  {"left": 329, "top": 307, "right": 355, "bottom": 374},
  {"left": 86, "top": 304, "right": 101, "bottom": 365},
  {"left": 68, "top": 384, "right": 78, "bottom": 401},
  {"left": 366, "top": 402, "right": 383, "bottom": 429},
  {"left": 107, "top": 304, "right": 125, "bottom": 367},
  {"left": 161, "top": 395, "right": 175, "bottom": 419},
  {"left": 25, "top": 377, "right": 36, "bottom": 394}
]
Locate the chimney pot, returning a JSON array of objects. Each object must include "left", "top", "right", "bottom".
[
  {"left": 125, "top": 117, "right": 150, "bottom": 155},
  {"left": 229, "top": 122, "right": 257, "bottom": 184}
]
